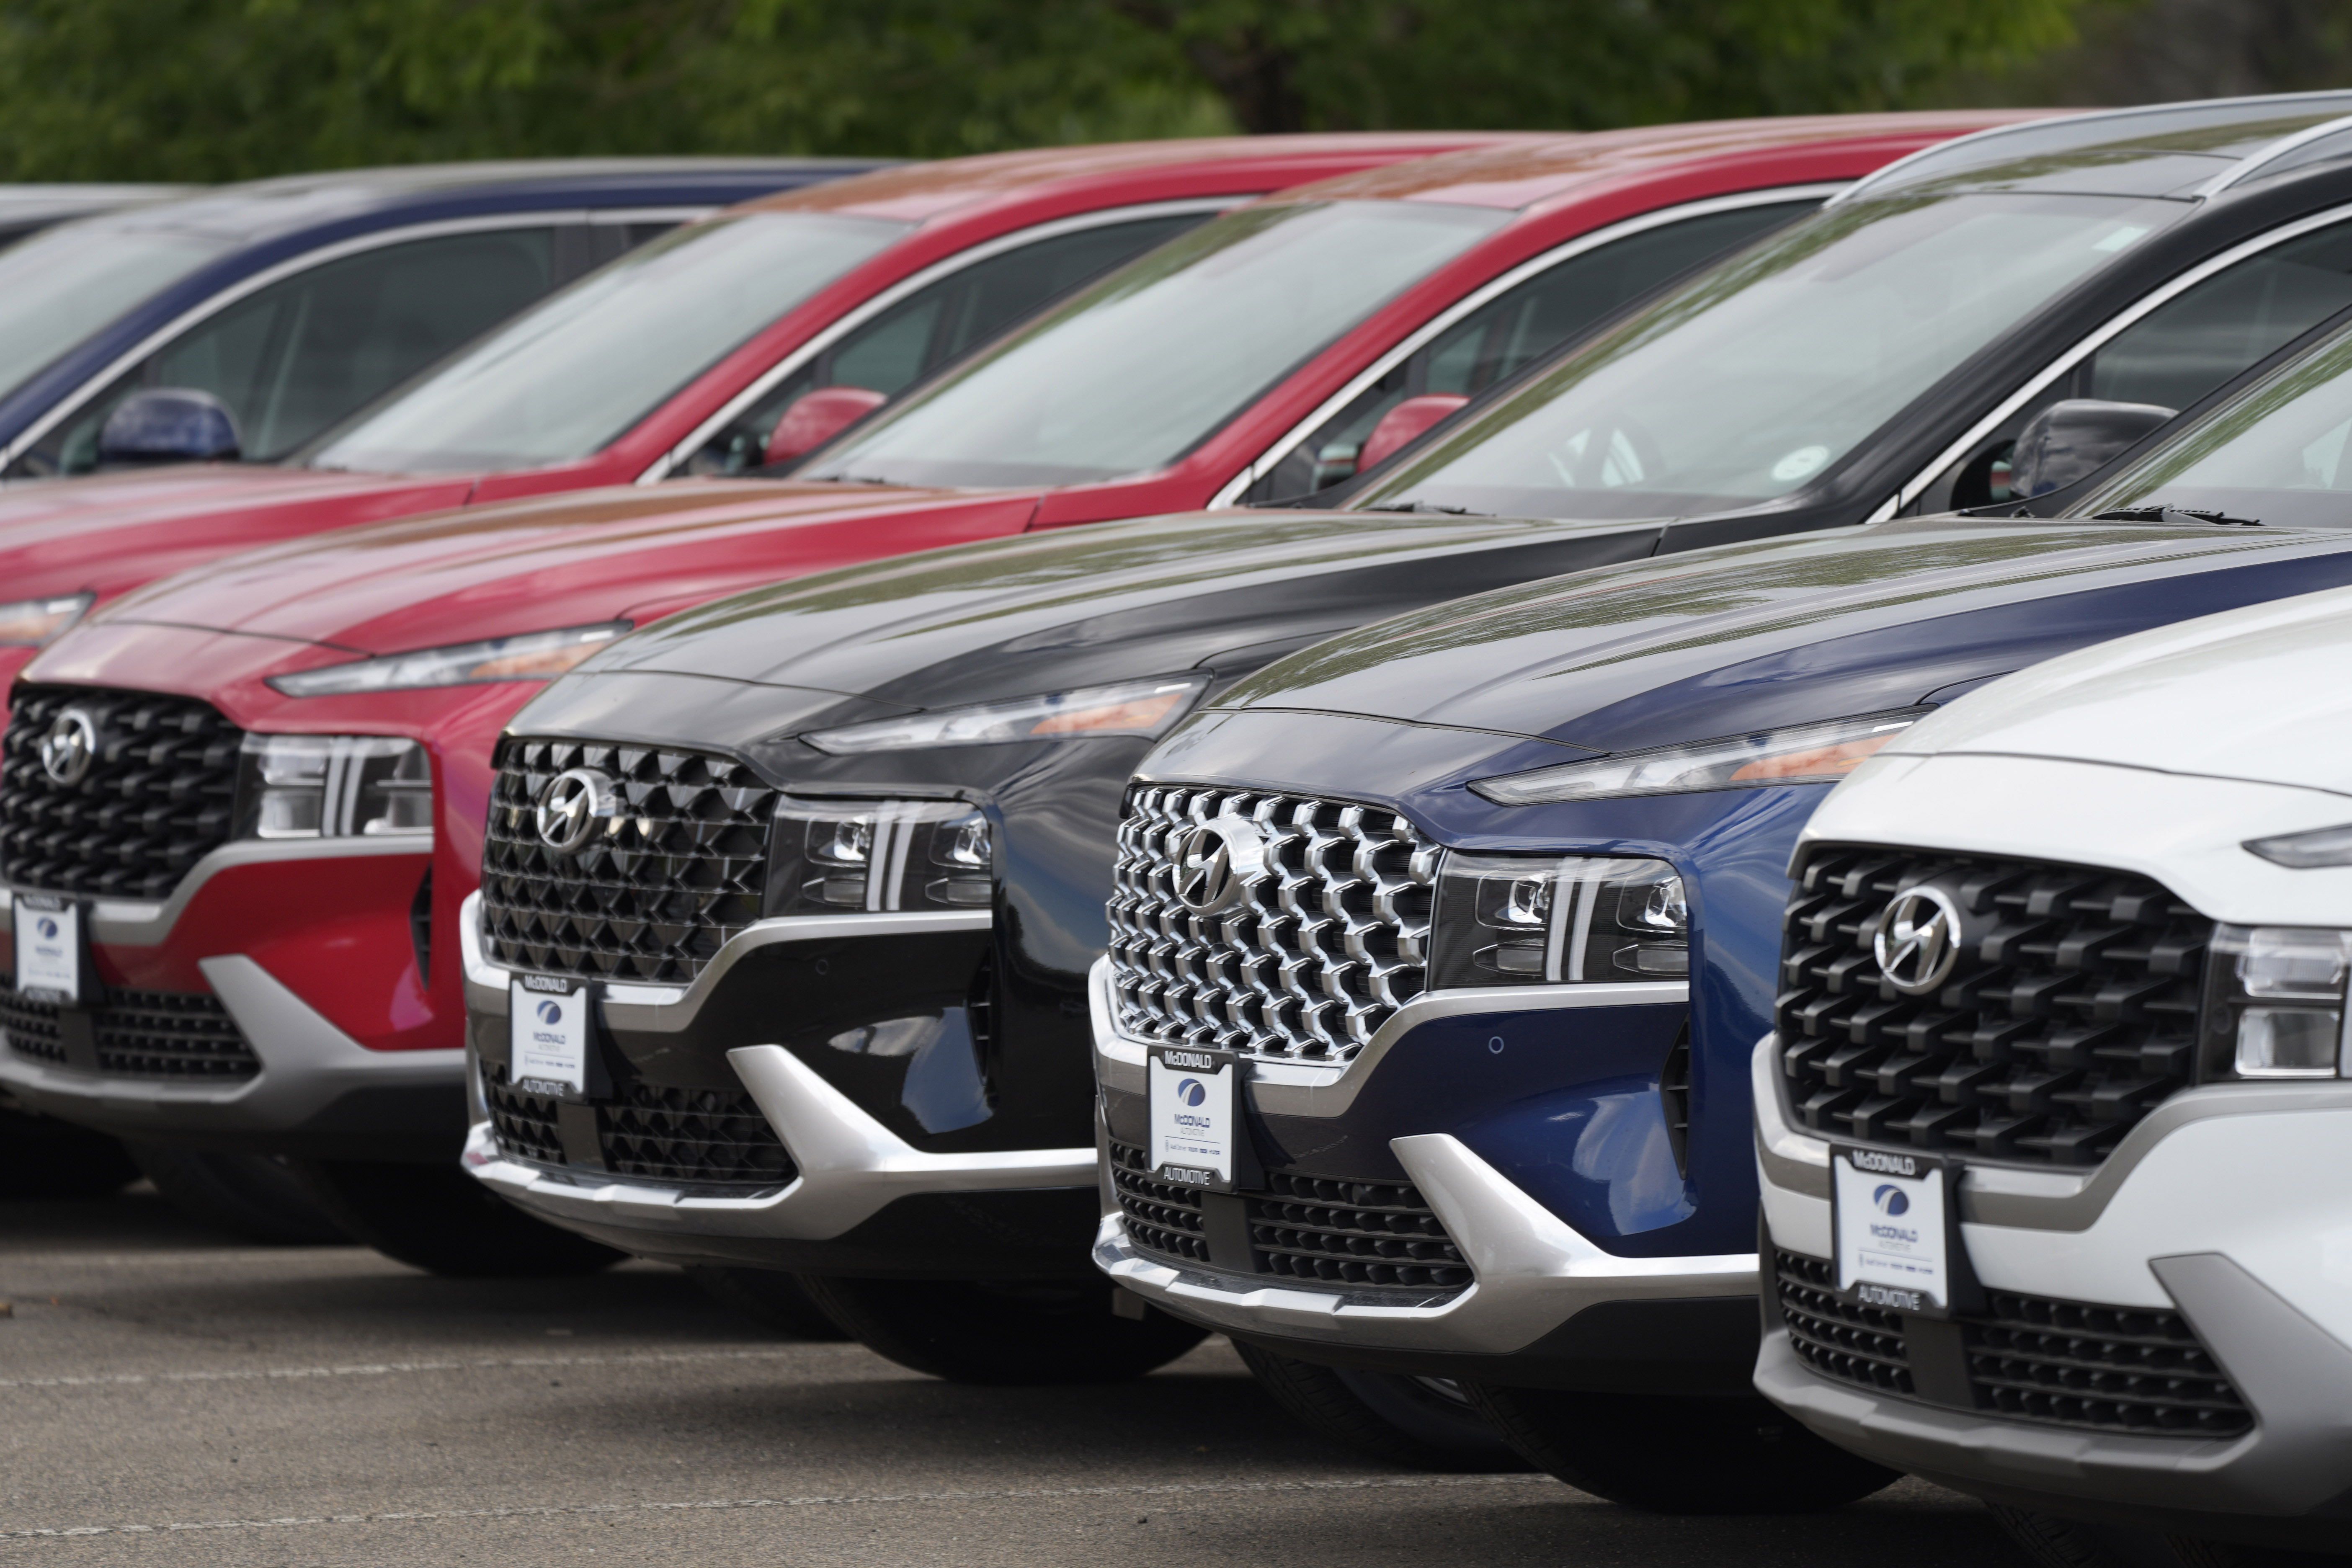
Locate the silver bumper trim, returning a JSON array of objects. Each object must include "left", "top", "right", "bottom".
[
  {"left": 465, "top": 1042, "right": 1091, "bottom": 1241},
  {"left": 1095, "top": 1130, "right": 1753, "bottom": 1355},
  {"left": 460, "top": 889, "right": 991, "bottom": 1032},
  {"left": 0, "top": 953, "right": 460, "bottom": 1132}
]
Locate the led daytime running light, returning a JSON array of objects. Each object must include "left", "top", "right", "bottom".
[
  {"left": 803, "top": 675, "right": 1209, "bottom": 756},
  {"left": 268, "top": 622, "right": 631, "bottom": 698},
  {"left": 0, "top": 592, "right": 93, "bottom": 647},
  {"left": 1470, "top": 709, "right": 1929, "bottom": 805}
]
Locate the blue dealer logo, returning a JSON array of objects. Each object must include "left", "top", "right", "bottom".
[
  {"left": 35, "top": 917, "right": 57, "bottom": 940},
  {"left": 536, "top": 1000, "right": 564, "bottom": 1026},
  {"left": 1872, "top": 1184, "right": 1910, "bottom": 1216},
  {"left": 1174, "top": 1077, "right": 1206, "bottom": 1107}
]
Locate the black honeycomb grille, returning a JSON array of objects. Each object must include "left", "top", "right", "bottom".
[
  {"left": 0, "top": 981, "right": 256, "bottom": 1078},
  {"left": 1109, "top": 1141, "right": 1209, "bottom": 1263},
  {"left": 481, "top": 739, "right": 779, "bottom": 983},
  {"left": 486, "top": 1068, "right": 564, "bottom": 1164},
  {"left": 1963, "top": 1289, "right": 2251, "bottom": 1436},
  {"left": 1, "top": 686, "right": 242, "bottom": 900},
  {"left": 1775, "top": 1249, "right": 1914, "bottom": 1393},
  {"left": 486, "top": 1067, "right": 794, "bottom": 1187},
  {"left": 1249, "top": 1169, "right": 1471, "bottom": 1289},
  {"left": 1777, "top": 846, "right": 2210, "bottom": 1168}
]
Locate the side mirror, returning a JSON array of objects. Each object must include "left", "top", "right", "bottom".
[
  {"left": 763, "top": 385, "right": 888, "bottom": 469},
  {"left": 96, "top": 388, "right": 240, "bottom": 469},
  {"left": 2008, "top": 398, "right": 2175, "bottom": 499},
  {"left": 1356, "top": 393, "right": 1470, "bottom": 474}
]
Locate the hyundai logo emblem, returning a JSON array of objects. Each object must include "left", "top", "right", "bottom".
[
  {"left": 1170, "top": 815, "right": 1266, "bottom": 916},
  {"left": 34, "top": 917, "right": 57, "bottom": 940},
  {"left": 1874, "top": 884, "right": 1965, "bottom": 995},
  {"left": 535, "top": 999, "right": 563, "bottom": 1026},
  {"left": 38, "top": 708, "right": 96, "bottom": 787},
  {"left": 1872, "top": 1184, "right": 1910, "bottom": 1216},
  {"left": 1175, "top": 1077, "right": 1206, "bottom": 1106},
  {"left": 534, "top": 767, "right": 618, "bottom": 855}
]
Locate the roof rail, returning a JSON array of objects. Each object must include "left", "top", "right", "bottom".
[
  {"left": 1831, "top": 89, "right": 2352, "bottom": 206},
  {"left": 2199, "top": 112, "right": 2352, "bottom": 197}
]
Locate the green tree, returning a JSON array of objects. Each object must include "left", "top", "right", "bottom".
[{"left": 0, "top": 0, "right": 2096, "bottom": 181}]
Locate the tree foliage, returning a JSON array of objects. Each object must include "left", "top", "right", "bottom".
[{"left": 0, "top": 0, "right": 2098, "bottom": 181}]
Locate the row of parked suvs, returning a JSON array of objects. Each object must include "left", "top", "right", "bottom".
[{"left": 2, "top": 93, "right": 2350, "bottom": 1564}]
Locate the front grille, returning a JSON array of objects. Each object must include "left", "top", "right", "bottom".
[
  {"left": 487, "top": 1067, "right": 794, "bottom": 1188},
  {"left": 1775, "top": 1251, "right": 2250, "bottom": 1437},
  {"left": 0, "top": 686, "right": 242, "bottom": 900},
  {"left": 1775, "top": 1249, "right": 1914, "bottom": 1394},
  {"left": 1108, "top": 1142, "right": 1209, "bottom": 1263},
  {"left": 0, "top": 980, "right": 257, "bottom": 1078},
  {"left": 1110, "top": 1141, "right": 1470, "bottom": 1289},
  {"left": 1964, "top": 1288, "right": 2251, "bottom": 1436},
  {"left": 480, "top": 739, "right": 779, "bottom": 984},
  {"left": 1778, "top": 846, "right": 2209, "bottom": 1168},
  {"left": 1106, "top": 785, "right": 1438, "bottom": 1061}
]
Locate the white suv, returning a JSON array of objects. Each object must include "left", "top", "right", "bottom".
[{"left": 1753, "top": 583, "right": 2352, "bottom": 1563}]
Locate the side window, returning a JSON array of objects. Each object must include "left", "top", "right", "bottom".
[
  {"left": 12, "top": 227, "right": 557, "bottom": 477},
  {"left": 1242, "top": 199, "right": 1821, "bottom": 504},
  {"left": 1928, "top": 218, "right": 2352, "bottom": 510},
  {"left": 678, "top": 211, "right": 1213, "bottom": 477}
]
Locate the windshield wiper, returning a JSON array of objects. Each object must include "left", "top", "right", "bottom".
[
  {"left": 1363, "top": 500, "right": 1489, "bottom": 516},
  {"left": 2090, "top": 504, "right": 2264, "bottom": 528}
]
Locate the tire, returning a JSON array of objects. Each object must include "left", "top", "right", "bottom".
[
  {"left": 1991, "top": 1505, "right": 2346, "bottom": 1568},
  {"left": 1233, "top": 1341, "right": 1532, "bottom": 1472},
  {"left": 289, "top": 1158, "right": 625, "bottom": 1277},
  {"left": 0, "top": 1104, "right": 140, "bottom": 1198},
  {"left": 1467, "top": 1384, "right": 1900, "bottom": 1513},
  {"left": 126, "top": 1144, "right": 348, "bottom": 1245},
  {"left": 797, "top": 1275, "right": 1208, "bottom": 1385},
  {"left": 683, "top": 1266, "right": 851, "bottom": 1340}
]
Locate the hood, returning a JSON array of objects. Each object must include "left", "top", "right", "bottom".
[
  {"left": 1208, "top": 516, "right": 2352, "bottom": 755},
  {"left": 542, "top": 508, "right": 1665, "bottom": 733},
  {"left": 76, "top": 478, "right": 1028, "bottom": 657},
  {"left": 1874, "top": 581, "right": 2352, "bottom": 797}
]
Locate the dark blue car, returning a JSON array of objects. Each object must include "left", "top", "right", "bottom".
[
  {"left": 0, "top": 158, "right": 883, "bottom": 477},
  {"left": 1093, "top": 315, "right": 2352, "bottom": 1510}
]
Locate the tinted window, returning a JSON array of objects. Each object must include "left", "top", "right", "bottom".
[
  {"left": 1245, "top": 199, "right": 1820, "bottom": 502},
  {"left": 14, "top": 228, "right": 558, "bottom": 475},
  {"left": 1358, "top": 192, "right": 2186, "bottom": 521},
  {"left": 309, "top": 211, "right": 910, "bottom": 474},
  {"left": 804, "top": 200, "right": 1510, "bottom": 490},
  {"left": 0, "top": 224, "right": 230, "bottom": 407},
  {"left": 2088, "top": 220, "right": 2352, "bottom": 410},
  {"left": 681, "top": 211, "right": 1211, "bottom": 477}
]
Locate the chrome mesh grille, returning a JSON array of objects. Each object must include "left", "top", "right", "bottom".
[{"left": 1105, "top": 785, "right": 1437, "bottom": 1062}]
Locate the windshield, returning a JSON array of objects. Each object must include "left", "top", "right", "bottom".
[
  {"left": 802, "top": 200, "right": 1511, "bottom": 488},
  {"left": 2074, "top": 325, "right": 2352, "bottom": 529},
  {"left": 1355, "top": 192, "right": 2187, "bottom": 521},
  {"left": 0, "top": 222, "right": 230, "bottom": 404},
  {"left": 309, "top": 211, "right": 910, "bottom": 474}
]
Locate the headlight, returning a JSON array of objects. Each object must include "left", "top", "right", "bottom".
[
  {"left": 802, "top": 675, "right": 1209, "bottom": 756},
  {"left": 266, "top": 622, "right": 629, "bottom": 697},
  {"left": 235, "top": 735, "right": 432, "bottom": 841},
  {"left": 0, "top": 592, "right": 93, "bottom": 647},
  {"left": 2201, "top": 925, "right": 2352, "bottom": 1079},
  {"left": 1428, "top": 851, "right": 1687, "bottom": 988},
  {"left": 765, "top": 796, "right": 993, "bottom": 915},
  {"left": 1469, "top": 710, "right": 1928, "bottom": 805}
]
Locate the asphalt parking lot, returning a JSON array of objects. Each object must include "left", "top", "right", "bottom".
[{"left": 0, "top": 1189, "right": 2021, "bottom": 1567}]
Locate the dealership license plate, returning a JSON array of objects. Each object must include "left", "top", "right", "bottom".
[
  {"left": 510, "top": 976, "right": 593, "bottom": 1095},
  {"left": 1148, "top": 1045, "right": 1237, "bottom": 1191},
  {"left": 1832, "top": 1144, "right": 1956, "bottom": 1314},
  {"left": 13, "top": 893, "right": 81, "bottom": 1001}
]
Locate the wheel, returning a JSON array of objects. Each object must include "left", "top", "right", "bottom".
[
  {"left": 795, "top": 1275, "right": 1208, "bottom": 1384},
  {"left": 683, "top": 1266, "right": 851, "bottom": 1340},
  {"left": 1233, "top": 1340, "right": 1532, "bottom": 1472},
  {"left": 1467, "top": 1384, "right": 1900, "bottom": 1513},
  {"left": 1991, "top": 1505, "right": 2347, "bottom": 1568},
  {"left": 126, "top": 1144, "right": 348, "bottom": 1245},
  {"left": 0, "top": 1104, "right": 140, "bottom": 1198},
  {"left": 289, "top": 1158, "right": 625, "bottom": 1277}
]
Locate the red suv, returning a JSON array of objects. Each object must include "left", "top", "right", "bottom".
[
  {"left": 0, "top": 115, "right": 2026, "bottom": 1277},
  {"left": 0, "top": 135, "right": 1510, "bottom": 694}
]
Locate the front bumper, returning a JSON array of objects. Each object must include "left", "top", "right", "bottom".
[
  {"left": 0, "top": 843, "right": 460, "bottom": 1158},
  {"left": 1754, "top": 1033, "right": 2352, "bottom": 1542},
  {"left": 1088, "top": 957, "right": 1757, "bottom": 1388},
  {"left": 459, "top": 893, "right": 1101, "bottom": 1276}
]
